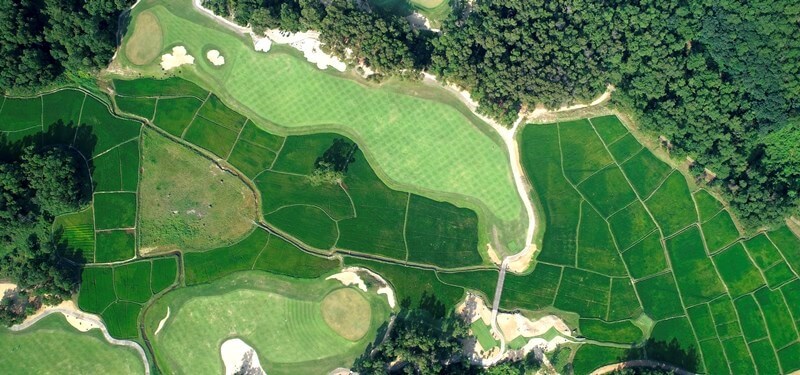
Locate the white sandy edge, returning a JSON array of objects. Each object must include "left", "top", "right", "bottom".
[
  {"left": 221, "top": 338, "right": 265, "bottom": 375},
  {"left": 161, "top": 46, "right": 195, "bottom": 70},
  {"left": 154, "top": 306, "right": 171, "bottom": 336},
  {"left": 10, "top": 300, "right": 150, "bottom": 375},
  {"left": 497, "top": 313, "right": 570, "bottom": 341},
  {"left": 326, "top": 267, "right": 396, "bottom": 308}
]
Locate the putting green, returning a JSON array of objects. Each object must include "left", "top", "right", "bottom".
[
  {"left": 0, "top": 314, "right": 144, "bottom": 374},
  {"left": 124, "top": 10, "right": 163, "bottom": 65},
  {"left": 116, "top": 0, "right": 525, "bottom": 247},
  {"left": 146, "top": 271, "right": 390, "bottom": 374}
]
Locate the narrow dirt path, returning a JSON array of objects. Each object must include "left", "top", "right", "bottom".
[
  {"left": 11, "top": 308, "right": 151, "bottom": 375},
  {"left": 590, "top": 360, "right": 695, "bottom": 375}
]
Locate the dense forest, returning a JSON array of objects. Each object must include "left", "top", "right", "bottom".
[
  {"left": 0, "top": 0, "right": 134, "bottom": 93},
  {"left": 0, "top": 146, "right": 88, "bottom": 325},
  {"left": 205, "top": 0, "right": 799, "bottom": 227}
]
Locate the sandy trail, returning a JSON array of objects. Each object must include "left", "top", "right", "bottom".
[{"left": 11, "top": 306, "right": 150, "bottom": 375}]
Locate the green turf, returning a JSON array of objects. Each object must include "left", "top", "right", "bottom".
[
  {"left": 608, "top": 200, "right": 657, "bottom": 251},
  {"left": 151, "top": 257, "right": 179, "bottom": 294},
  {"left": 226, "top": 136, "right": 278, "bottom": 178},
  {"left": 607, "top": 278, "right": 641, "bottom": 321},
  {"left": 664, "top": 226, "right": 726, "bottom": 305},
  {"left": 634, "top": 272, "right": 684, "bottom": 320},
  {"left": 91, "top": 139, "right": 140, "bottom": 193},
  {"left": 764, "top": 261, "right": 796, "bottom": 288},
  {"left": 572, "top": 344, "right": 629, "bottom": 375},
  {"left": 712, "top": 243, "right": 765, "bottom": 297},
  {"left": 152, "top": 97, "right": 204, "bottom": 137},
  {"left": 237, "top": 120, "right": 284, "bottom": 151},
  {"left": 701, "top": 209, "right": 741, "bottom": 252},
  {"left": 559, "top": 119, "right": 614, "bottom": 184},
  {"left": 577, "top": 203, "right": 627, "bottom": 276},
  {"left": 577, "top": 165, "right": 637, "bottom": 217},
  {"left": 709, "top": 297, "right": 742, "bottom": 338},
  {"left": 103, "top": 301, "right": 142, "bottom": 339},
  {"left": 0, "top": 314, "right": 145, "bottom": 374},
  {"left": 271, "top": 133, "right": 341, "bottom": 175},
  {"left": 620, "top": 149, "right": 673, "bottom": 198},
  {"left": 94, "top": 230, "right": 136, "bottom": 262},
  {"left": 147, "top": 271, "right": 390, "bottom": 374},
  {"left": 621, "top": 231, "right": 667, "bottom": 279},
  {"left": 554, "top": 267, "right": 610, "bottom": 319},
  {"left": 196, "top": 94, "right": 247, "bottom": 130},
  {"left": 579, "top": 319, "right": 643, "bottom": 344},
  {"left": 114, "top": 261, "right": 153, "bottom": 303},
  {"left": 113, "top": 77, "right": 209, "bottom": 98},
  {"left": 0, "top": 97, "right": 41, "bottom": 131},
  {"left": 471, "top": 320, "right": 499, "bottom": 349},
  {"left": 78, "top": 267, "right": 117, "bottom": 314},
  {"left": 733, "top": 294, "right": 768, "bottom": 342},
  {"left": 520, "top": 125, "right": 582, "bottom": 266},
  {"left": 183, "top": 115, "right": 239, "bottom": 157},
  {"left": 648, "top": 316, "right": 702, "bottom": 372},
  {"left": 184, "top": 229, "right": 269, "bottom": 285},
  {"left": 755, "top": 287, "right": 799, "bottom": 349},
  {"left": 768, "top": 225, "right": 800, "bottom": 274},
  {"left": 42, "top": 90, "right": 84, "bottom": 142},
  {"left": 500, "top": 263, "right": 563, "bottom": 311},
  {"left": 405, "top": 194, "right": 481, "bottom": 267},
  {"left": 265, "top": 205, "right": 339, "bottom": 249},
  {"left": 782, "top": 279, "right": 800, "bottom": 327},
  {"left": 116, "top": 96, "right": 157, "bottom": 120},
  {"left": 252, "top": 234, "right": 340, "bottom": 278},
  {"left": 93, "top": 192, "right": 137, "bottom": 230},
  {"left": 606, "top": 133, "right": 643, "bottom": 162},
  {"left": 53, "top": 207, "right": 95, "bottom": 262},
  {"left": 256, "top": 170, "right": 354, "bottom": 221},
  {"left": 644, "top": 172, "right": 697, "bottom": 236},
  {"left": 698, "top": 338, "right": 730, "bottom": 374},
  {"left": 686, "top": 304, "right": 717, "bottom": 341},
  {"left": 749, "top": 338, "right": 780, "bottom": 374},
  {"left": 744, "top": 233, "right": 785, "bottom": 270}
]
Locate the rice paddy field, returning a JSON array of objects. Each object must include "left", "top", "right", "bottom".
[
  {"left": 515, "top": 115, "right": 800, "bottom": 374},
  {"left": 113, "top": 0, "right": 527, "bottom": 251},
  {"left": 143, "top": 271, "right": 391, "bottom": 375},
  {"left": 0, "top": 314, "right": 145, "bottom": 374}
]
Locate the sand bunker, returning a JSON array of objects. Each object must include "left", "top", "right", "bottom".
[
  {"left": 160, "top": 46, "right": 195, "bottom": 70},
  {"left": 254, "top": 37, "right": 273, "bottom": 53},
  {"left": 326, "top": 271, "right": 367, "bottom": 292},
  {"left": 262, "top": 29, "right": 346, "bottom": 72},
  {"left": 376, "top": 287, "right": 396, "bottom": 309},
  {"left": 221, "top": 338, "right": 265, "bottom": 375},
  {"left": 497, "top": 313, "right": 570, "bottom": 342},
  {"left": 456, "top": 293, "right": 493, "bottom": 325},
  {"left": 154, "top": 307, "right": 171, "bottom": 336},
  {"left": 206, "top": 50, "right": 225, "bottom": 66}
]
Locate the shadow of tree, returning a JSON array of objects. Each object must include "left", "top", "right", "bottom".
[{"left": 620, "top": 338, "right": 700, "bottom": 373}]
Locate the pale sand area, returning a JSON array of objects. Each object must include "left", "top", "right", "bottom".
[
  {"left": 497, "top": 313, "right": 570, "bottom": 341},
  {"left": 260, "top": 29, "right": 346, "bottom": 72},
  {"left": 154, "top": 307, "right": 171, "bottom": 336},
  {"left": 456, "top": 293, "right": 493, "bottom": 325},
  {"left": 206, "top": 49, "right": 225, "bottom": 66},
  {"left": 326, "top": 267, "right": 397, "bottom": 308},
  {"left": 161, "top": 46, "right": 194, "bottom": 70},
  {"left": 221, "top": 338, "right": 265, "bottom": 375}
]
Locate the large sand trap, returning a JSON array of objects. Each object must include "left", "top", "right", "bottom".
[
  {"left": 206, "top": 50, "right": 225, "bottom": 66},
  {"left": 497, "top": 313, "right": 570, "bottom": 341},
  {"left": 154, "top": 307, "right": 170, "bottom": 336},
  {"left": 326, "top": 271, "right": 367, "bottom": 292},
  {"left": 160, "top": 46, "right": 195, "bottom": 70},
  {"left": 221, "top": 338, "right": 265, "bottom": 375},
  {"left": 263, "top": 29, "right": 346, "bottom": 72}
]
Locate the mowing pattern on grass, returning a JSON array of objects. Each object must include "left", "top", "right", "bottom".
[
  {"left": 77, "top": 256, "right": 178, "bottom": 338},
  {"left": 517, "top": 115, "right": 800, "bottom": 374},
  {"left": 112, "top": 78, "right": 484, "bottom": 268},
  {"left": 116, "top": 0, "right": 525, "bottom": 250}
]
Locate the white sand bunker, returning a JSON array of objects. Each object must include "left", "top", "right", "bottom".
[
  {"left": 154, "top": 307, "right": 170, "bottom": 336},
  {"left": 498, "top": 313, "right": 570, "bottom": 342},
  {"left": 160, "top": 46, "right": 195, "bottom": 70},
  {"left": 326, "top": 267, "right": 397, "bottom": 308},
  {"left": 206, "top": 49, "right": 225, "bottom": 66},
  {"left": 259, "top": 29, "right": 346, "bottom": 72},
  {"left": 221, "top": 338, "right": 265, "bottom": 375}
]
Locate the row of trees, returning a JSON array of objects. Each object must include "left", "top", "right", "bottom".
[
  {"left": 0, "top": 146, "right": 88, "bottom": 325},
  {"left": 206, "top": 0, "right": 799, "bottom": 227},
  {"left": 0, "top": 0, "right": 134, "bottom": 93}
]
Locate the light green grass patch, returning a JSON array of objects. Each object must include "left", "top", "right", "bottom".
[
  {"left": 576, "top": 203, "right": 627, "bottom": 276},
  {"left": 768, "top": 225, "right": 800, "bottom": 274},
  {"left": 693, "top": 189, "right": 723, "bottom": 221},
  {"left": 554, "top": 267, "right": 610, "bottom": 319},
  {"left": 698, "top": 338, "right": 730, "bottom": 375},
  {"left": 621, "top": 231, "right": 667, "bottom": 279},
  {"left": 621, "top": 149, "right": 673, "bottom": 198},
  {"left": 634, "top": 272, "right": 683, "bottom": 320},
  {"left": 183, "top": 115, "right": 239, "bottom": 157},
  {"left": 686, "top": 304, "right": 716, "bottom": 341},
  {"left": 733, "top": 294, "right": 768, "bottom": 342},
  {"left": 755, "top": 287, "right": 799, "bottom": 349},
  {"left": 609, "top": 200, "right": 656, "bottom": 251},
  {"left": 113, "top": 77, "right": 208, "bottom": 98},
  {"left": 138, "top": 129, "right": 255, "bottom": 253},
  {"left": 0, "top": 314, "right": 144, "bottom": 374},
  {"left": 606, "top": 133, "right": 643, "bottom": 162},
  {"left": 607, "top": 278, "right": 641, "bottom": 321},
  {"left": 577, "top": 165, "right": 637, "bottom": 217},
  {"left": 471, "top": 320, "right": 499, "bottom": 349},
  {"left": 721, "top": 336, "right": 756, "bottom": 374},
  {"left": 749, "top": 338, "right": 780, "bottom": 374},
  {"left": 744, "top": 233, "right": 784, "bottom": 270},
  {"left": 579, "top": 318, "right": 642, "bottom": 344},
  {"left": 559, "top": 119, "right": 614, "bottom": 184},
  {"left": 152, "top": 97, "right": 204, "bottom": 137},
  {"left": 590, "top": 115, "right": 629, "bottom": 144}
]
